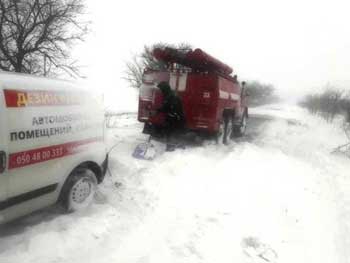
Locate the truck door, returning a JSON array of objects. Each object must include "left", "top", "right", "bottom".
[{"left": 0, "top": 87, "right": 9, "bottom": 222}]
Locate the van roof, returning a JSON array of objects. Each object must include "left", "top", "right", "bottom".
[{"left": 0, "top": 71, "right": 78, "bottom": 91}]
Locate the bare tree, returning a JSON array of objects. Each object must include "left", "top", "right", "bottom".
[
  {"left": 0, "top": 0, "right": 89, "bottom": 78},
  {"left": 123, "top": 55, "right": 146, "bottom": 89},
  {"left": 244, "top": 81, "right": 279, "bottom": 106},
  {"left": 300, "top": 86, "right": 346, "bottom": 122},
  {"left": 320, "top": 88, "right": 344, "bottom": 122},
  {"left": 123, "top": 42, "right": 192, "bottom": 89}
]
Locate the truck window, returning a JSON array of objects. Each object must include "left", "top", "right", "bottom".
[{"left": 140, "top": 83, "right": 155, "bottom": 101}]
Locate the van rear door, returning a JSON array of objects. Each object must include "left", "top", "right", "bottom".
[{"left": 0, "top": 86, "right": 9, "bottom": 222}]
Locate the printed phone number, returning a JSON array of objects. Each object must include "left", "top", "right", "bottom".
[{"left": 15, "top": 147, "right": 64, "bottom": 166}]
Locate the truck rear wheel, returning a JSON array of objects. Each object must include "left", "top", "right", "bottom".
[
  {"left": 217, "top": 114, "right": 233, "bottom": 144},
  {"left": 233, "top": 113, "right": 247, "bottom": 137},
  {"left": 60, "top": 168, "right": 98, "bottom": 212}
]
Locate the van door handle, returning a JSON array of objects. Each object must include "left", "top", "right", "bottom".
[{"left": 0, "top": 151, "right": 6, "bottom": 174}]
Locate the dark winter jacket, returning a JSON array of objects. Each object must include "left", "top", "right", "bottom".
[{"left": 157, "top": 82, "right": 185, "bottom": 128}]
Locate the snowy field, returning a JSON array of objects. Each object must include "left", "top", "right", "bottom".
[{"left": 1, "top": 104, "right": 350, "bottom": 263}]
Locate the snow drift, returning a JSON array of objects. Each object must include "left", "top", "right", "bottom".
[{"left": 1, "top": 104, "right": 350, "bottom": 263}]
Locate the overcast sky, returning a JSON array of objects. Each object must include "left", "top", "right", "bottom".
[{"left": 75, "top": 0, "right": 350, "bottom": 105}]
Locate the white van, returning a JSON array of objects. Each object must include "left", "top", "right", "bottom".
[{"left": 0, "top": 72, "right": 108, "bottom": 223}]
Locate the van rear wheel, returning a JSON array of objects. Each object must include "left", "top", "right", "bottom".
[{"left": 60, "top": 168, "right": 97, "bottom": 212}]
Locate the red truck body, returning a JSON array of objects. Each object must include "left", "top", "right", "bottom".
[{"left": 138, "top": 48, "right": 248, "bottom": 138}]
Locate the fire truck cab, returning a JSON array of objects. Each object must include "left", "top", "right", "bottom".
[{"left": 138, "top": 48, "right": 248, "bottom": 144}]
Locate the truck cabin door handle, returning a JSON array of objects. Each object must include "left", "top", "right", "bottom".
[{"left": 0, "top": 151, "right": 6, "bottom": 174}]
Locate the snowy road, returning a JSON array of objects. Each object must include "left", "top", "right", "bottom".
[{"left": 1, "top": 105, "right": 350, "bottom": 263}]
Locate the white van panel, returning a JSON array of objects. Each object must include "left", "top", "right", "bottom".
[
  {"left": 0, "top": 72, "right": 107, "bottom": 223},
  {"left": 0, "top": 81, "right": 9, "bottom": 223}
]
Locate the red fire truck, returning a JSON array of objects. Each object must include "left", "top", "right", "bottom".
[{"left": 137, "top": 47, "right": 248, "bottom": 144}]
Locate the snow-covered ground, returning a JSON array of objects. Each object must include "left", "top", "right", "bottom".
[{"left": 1, "top": 104, "right": 350, "bottom": 263}]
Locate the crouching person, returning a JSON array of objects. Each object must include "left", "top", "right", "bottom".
[{"left": 157, "top": 81, "right": 185, "bottom": 151}]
